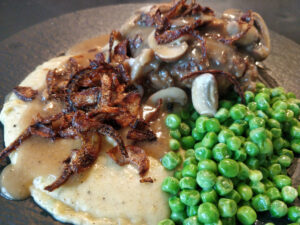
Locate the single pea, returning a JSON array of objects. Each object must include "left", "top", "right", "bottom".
[
  {"left": 212, "top": 143, "right": 230, "bottom": 162},
  {"left": 273, "top": 175, "right": 292, "bottom": 189},
  {"left": 180, "top": 177, "right": 197, "bottom": 190},
  {"left": 195, "top": 147, "right": 212, "bottom": 160},
  {"left": 251, "top": 194, "right": 271, "bottom": 212},
  {"left": 247, "top": 102, "right": 257, "bottom": 112},
  {"left": 169, "top": 196, "right": 185, "bottom": 212},
  {"left": 258, "top": 138, "right": 273, "bottom": 155},
  {"left": 249, "top": 127, "right": 267, "bottom": 144},
  {"left": 220, "top": 100, "right": 234, "bottom": 109},
  {"left": 186, "top": 205, "right": 198, "bottom": 217},
  {"left": 195, "top": 116, "right": 208, "bottom": 133},
  {"left": 250, "top": 181, "right": 266, "bottom": 194},
  {"left": 238, "top": 162, "right": 250, "bottom": 180},
  {"left": 201, "top": 189, "right": 218, "bottom": 203},
  {"left": 180, "top": 109, "right": 190, "bottom": 120},
  {"left": 270, "top": 200, "right": 288, "bottom": 218},
  {"left": 197, "top": 202, "right": 220, "bottom": 224},
  {"left": 214, "top": 176, "right": 233, "bottom": 196},
  {"left": 180, "top": 122, "right": 191, "bottom": 136},
  {"left": 225, "top": 189, "right": 241, "bottom": 203},
  {"left": 182, "top": 164, "right": 198, "bottom": 178},
  {"left": 287, "top": 92, "right": 296, "bottom": 98},
  {"left": 194, "top": 142, "right": 203, "bottom": 150},
  {"left": 218, "top": 129, "right": 235, "bottom": 143},
  {"left": 256, "top": 97, "right": 270, "bottom": 111},
  {"left": 237, "top": 183, "right": 253, "bottom": 201},
  {"left": 259, "top": 167, "right": 270, "bottom": 179},
  {"left": 249, "top": 117, "right": 265, "bottom": 130},
  {"left": 288, "top": 206, "right": 300, "bottom": 222},
  {"left": 218, "top": 198, "right": 237, "bottom": 218},
  {"left": 270, "top": 127, "right": 282, "bottom": 138},
  {"left": 218, "top": 159, "right": 239, "bottom": 178},
  {"left": 186, "top": 120, "right": 196, "bottom": 130},
  {"left": 169, "top": 138, "right": 180, "bottom": 151},
  {"left": 278, "top": 155, "right": 292, "bottom": 168},
  {"left": 192, "top": 128, "right": 204, "bottom": 141},
  {"left": 286, "top": 109, "right": 295, "bottom": 121},
  {"left": 202, "top": 132, "right": 218, "bottom": 149},
  {"left": 266, "top": 187, "right": 281, "bottom": 201},
  {"left": 291, "top": 126, "right": 300, "bottom": 139},
  {"left": 205, "top": 118, "right": 221, "bottom": 133},
  {"left": 166, "top": 114, "right": 181, "bottom": 129},
  {"left": 162, "top": 152, "right": 181, "bottom": 170},
  {"left": 272, "top": 100, "right": 288, "bottom": 111},
  {"left": 196, "top": 170, "right": 217, "bottom": 190},
  {"left": 274, "top": 137, "right": 286, "bottom": 152},
  {"left": 234, "top": 148, "right": 247, "bottom": 161},
  {"left": 281, "top": 186, "right": 298, "bottom": 204},
  {"left": 272, "top": 109, "right": 287, "bottom": 122},
  {"left": 271, "top": 87, "right": 285, "bottom": 97},
  {"left": 237, "top": 206, "right": 257, "bottom": 225},
  {"left": 183, "top": 157, "right": 197, "bottom": 168},
  {"left": 249, "top": 169, "right": 263, "bottom": 182},
  {"left": 267, "top": 118, "right": 281, "bottom": 128},
  {"left": 291, "top": 138, "right": 300, "bottom": 153},
  {"left": 170, "top": 129, "right": 181, "bottom": 140},
  {"left": 246, "top": 157, "right": 260, "bottom": 170},
  {"left": 215, "top": 108, "right": 230, "bottom": 123},
  {"left": 181, "top": 136, "right": 195, "bottom": 150},
  {"left": 226, "top": 136, "right": 242, "bottom": 151},
  {"left": 268, "top": 163, "right": 282, "bottom": 178},
  {"left": 256, "top": 110, "right": 269, "bottom": 121},
  {"left": 185, "top": 149, "right": 196, "bottom": 158},
  {"left": 230, "top": 104, "right": 247, "bottom": 120},
  {"left": 288, "top": 102, "right": 300, "bottom": 117},
  {"left": 198, "top": 159, "right": 218, "bottom": 173},
  {"left": 180, "top": 190, "right": 201, "bottom": 206},
  {"left": 158, "top": 219, "right": 175, "bottom": 225},
  {"left": 244, "top": 141, "right": 259, "bottom": 157},
  {"left": 263, "top": 179, "right": 275, "bottom": 190},
  {"left": 162, "top": 176, "right": 180, "bottom": 195},
  {"left": 183, "top": 216, "right": 200, "bottom": 225},
  {"left": 245, "top": 91, "right": 255, "bottom": 104},
  {"left": 171, "top": 210, "right": 187, "bottom": 224},
  {"left": 229, "top": 123, "right": 245, "bottom": 136}
]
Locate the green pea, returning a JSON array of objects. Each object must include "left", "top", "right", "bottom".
[
  {"left": 195, "top": 147, "right": 212, "bottom": 160},
  {"left": 185, "top": 149, "right": 196, "bottom": 158},
  {"left": 187, "top": 205, "right": 198, "bottom": 217},
  {"left": 270, "top": 200, "right": 288, "bottom": 218},
  {"left": 237, "top": 206, "right": 257, "bottom": 225},
  {"left": 256, "top": 110, "right": 269, "bottom": 121},
  {"left": 169, "top": 138, "right": 180, "bottom": 151},
  {"left": 180, "top": 122, "right": 191, "bottom": 136},
  {"left": 250, "top": 181, "right": 266, "bottom": 194},
  {"left": 251, "top": 194, "right": 270, "bottom": 212},
  {"left": 158, "top": 219, "right": 175, "bottom": 225},
  {"left": 244, "top": 141, "right": 259, "bottom": 157},
  {"left": 246, "top": 157, "right": 260, "bottom": 170},
  {"left": 244, "top": 91, "right": 255, "bottom": 103},
  {"left": 197, "top": 202, "right": 220, "bottom": 224},
  {"left": 180, "top": 190, "right": 201, "bottom": 206},
  {"left": 271, "top": 87, "right": 285, "bottom": 97},
  {"left": 288, "top": 103, "right": 300, "bottom": 117},
  {"left": 196, "top": 170, "right": 217, "bottom": 190},
  {"left": 256, "top": 97, "right": 270, "bottom": 111},
  {"left": 286, "top": 109, "right": 295, "bottom": 121},
  {"left": 234, "top": 148, "right": 247, "bottom": 161},
  {"left": 281, "top": 186, "right": 298, "bottom": 204},
  {"left": 237, "top": 183, "right": 253, "bottom": 201},
  {"left": 170, "top": 129, "right": 181, "bottom": 140},
  {"left": 258, "top": 138, "right": 273, "bottom": 155},
  {"left": 202, "top": 132, "right": 218, "bottom": 148},
  {"left": 259, "top": 167, "right": 269, "bottom": 179},
  {"left": 225, "top": 189, "right": 241, "bottom": 203},
  {"left": 278, "top": 155, "right": 292, "bottom": 168},
  {"left": 212, "top": 143, "right": 230, "bottom": 162},
  {"left": 171, "top": 210, "right": 187, "bottom": 224},
  {"left": 181, "top": 136, "right": 195, "bottom": 150},
  {"left": 249, "top": 117, "right": 265, "bottom": 130},
  {"left": 215, "top": 108, "right": 230, "bottom": 123},
  {"left": 267, "top": 118, "right": 281, "bottom": 128},
  {"left": 288, "top": 206, "right": 300, "bottom": 222},
  {"left": 194, "top": 142, "right": 203, "bottom": 150},
  {"left": 191, "top": 111, "right": 200, "bottom": 121},
  {"left": 198, "top": 159, "right": 217, "bottom": 173},
  {"left": 181, "top": 164, "right": 197, "bottom": 178},
  {"left": 201, "top": 189, "right": 218, "bottom": 203},
  {"left": 166, "top": 114, "right": 181, "bottom": 129},
  {"left": 287, "top": 92, "right": 296, "bottom": 98},
  {"left": 249, "top": 127, "right": 267, "bottom": 144},
  {"left": 186, "top": 120, "right": 196, "bottom": 130},
  {"left": 272, "top": 109, "right": 287, "bottom": 122},
  {"left": 217, "top": 199, "right": 238, "bottom": 219},
  {"left": 263, "top": 179, "right": 275, "bottom": 190},
  {"left": 215, "top": 176, "right": 233, "bottom": 196},
  {"left": 174, "top": 170, "right": 183, "bottom": 180},
  {"left": 230, "top": 104, "right": 247, "bottom": 120},
  {"left": 180, "top": 109, "right": 190, "bottom": 120},
  {"left": 268, "top": 163, "right": 281, "bottom": 178},
  {"left": 291, "top": 138, "right": 300, "bottom": 153},
  {"left": 229, "top": 123, "right": 245, "bottom": 136},
  {"left": 238, "top": 162, "right": 250, "bottom": 180},
  {"left": 218, "top": 159, "right": 239, "bottom": 178},
  {"left": 272, "top": 100, "right": 288, "bottom": 111},
  {"left": 192, "top": 128, "right": 204, "bottom": 141},
  {"left": 220, "top": 100, "right": 234, "bottom": 109},
  {"left": 266, "top": 187, "right": 281, "bottom": 201},
  {"left": 195, "top": 116, "right": 208, "bottom": 133},
  {"left": 249, "top": 169, "right": 263, "bottom": 182},
  {"left": 270, "top": 127, "right": 282, "bottom": 138},
  {"left": 183, "top": 216, "right": 200, "bottom": 225},
  {"left": 226, "top": 136, "right": 242, "bottom": 151},
  {"left": 291, "top": 126, "right": 300, "bottom": 139},
  {"left": 218, "top": 129, "right": 235, "bottom": 143},
  {"left": 222, "top": 217, "right": 236, "bottom": 225},
  {"left": 169, "top": 196, "right": 185, "bottom": 212},
  {"left": 162, "top": 152, "right": 181, "bottom": 170},
  {"left": 180, "top": 177, "right": 197, "bottom": 190},
  {"left": 273, "top": 174, "right": 292, "bottom": 189},
  {"left": 247, "top": 102, "right": 257, "bottom": 112},
  {"left": 183, "top": 157, "right": 197, "bottom": 168},
  {"left": 162, "top": 177, "right": 180, "bottom": 195},
  {"left": 205, "top": 118, "right": 221, "bottom": 133}
]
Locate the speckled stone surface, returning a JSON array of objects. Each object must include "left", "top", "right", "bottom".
[{"left": 0, "top": 3, "right": 299, "bottom": 225}]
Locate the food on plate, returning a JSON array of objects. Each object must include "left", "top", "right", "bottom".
[{"left": 0, "top": 0, "right": 298, "bottom": 225}]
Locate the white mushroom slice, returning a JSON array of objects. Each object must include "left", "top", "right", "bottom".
[
  {"left": 148, "top": 30, "right": 188, "bottom": 62},
  {"left": 147, "top": 87, "right": 188, "bottom": 106},
  {"left": 192, "top": 73, "right": 218, "bottom": 117},
  {"left": 127, "top": 48, "right": 154, "bottom": 82}
]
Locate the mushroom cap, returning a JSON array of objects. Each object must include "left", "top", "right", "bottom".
[{"left": 147, "top": 87, "right": 188, "bottom": 106}]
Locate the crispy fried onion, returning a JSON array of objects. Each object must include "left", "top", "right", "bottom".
[
  {"left": 13, "top": 86, "right": 38, "bottom": 102},
  {"left": 107, "top": 145, "right": 149, "bottom": 176},
  {"left": 127, "top": 119, "right": 157, "bottom": 142}
]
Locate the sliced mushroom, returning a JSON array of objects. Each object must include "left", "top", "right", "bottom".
[
  {"left": 192, "top": 73, "right": 218, "bottom": 117},
  {"left": 147, "top": 87, "right": 188, "bottom": 106},
  {"left": 148, "top": 30, "right": 189, "bottom": 62}
]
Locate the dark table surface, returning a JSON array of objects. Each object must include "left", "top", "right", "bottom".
[{"left": 1, "top": 0, "right": 300, "bottom": 45}]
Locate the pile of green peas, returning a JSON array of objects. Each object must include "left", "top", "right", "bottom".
[{"left": 159, "top": 83, "right": 300, "bottom": 225}]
